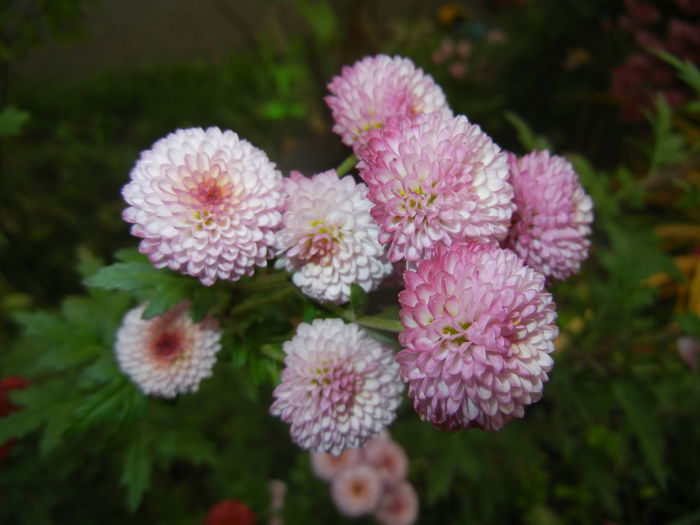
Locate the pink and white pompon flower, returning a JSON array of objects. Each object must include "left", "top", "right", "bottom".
[
  {"left": 331, "top": 464, "right": 383, "bottom": 517},
  {"left": 326, "top": 54, "right": 452, "bottom": 147},
  {"left": 363, "top": 435, "right": 408, "bottom": 486},
  {"left": 398, "top": 242, "right": 558, "bottom": 431},
  {"left": 311, "top": 448, "right": 363, "bottom": 481},
  {"left": 270, "top": 318, "right": 403, "bottom": 455},
  {"left": 114, "top": 302, "right": 221, "bottom": 398},
  {"left": 359, "top": 113, "right": 514, "bottom": 262},
  {"left": 122, "top": 127, "right": 284, "bottom": 286},
  {"left": 274, "top": 170, "right": 392, "bottom": 304},
  {"left": 504, "top": 150, "right": 593, "bottom": 280}
]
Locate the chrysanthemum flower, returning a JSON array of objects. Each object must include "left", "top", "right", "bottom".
[
  {"left": 504, "top": 151, "right": 593, "bottom": 280},
  {"left": 311, "top": 448, "right": 363, "bottom": 481},
  {"left": 326, "top": 54, "right": 451, "bottom": 147},
  {"left": 358, "top": 113, "right": 514, "bottom": 262},
  {"left": 398, "top": 242, "right": 558, "bottom": 431},
  {"left": 375, "top": 482, "right": 419, "bottom": 525},
  {"left": 363, "top": 435, "right": 408, "bottom": 486},
  {"left": 114, "top": 302, "right": 221, "bottom": 398},
  {"left": 122, "top": 127, "right": 284, "bottom": 286},
  {"left": 270, "top": 318, "right": 403, "bottom": 455},
  {"left": 331, "top": 464, "right": 383, "bottom": 517},
  {"left": 274, "top": 170, "right": 392, "bottom": 304}
]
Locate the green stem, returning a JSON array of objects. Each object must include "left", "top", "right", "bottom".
[
  {"left": 237, "top": 271, "right": 290, "bottom": 292},
  {"left": 261, "top": 344, "right": 286, "bottom": 363},
  {"left": 336, "top": 154, "right": 358, "bottom": 177}
]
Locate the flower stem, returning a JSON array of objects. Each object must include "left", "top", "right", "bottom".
[
  {"left": 231, "top": 286, "right": 295, "bottom": 316},
  {"left": 335, "top": 154, "right": 358, "bottom": 177}
]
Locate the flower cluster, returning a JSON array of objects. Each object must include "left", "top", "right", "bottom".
[
  {"left": 114, "top": 302, "right": 222, "bottom": 398},
  {"left": 117, "top": 53, "right": 593, "bottom": 456},
  {"left": 270, "top": 319, "right": 403, "bottom": 455},
  {"left": 311, "top": 433, "right": 418, "bottom": 525}
]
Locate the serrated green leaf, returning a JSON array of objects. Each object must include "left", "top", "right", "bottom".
[
  {"left": 121, "top": 429, "right": 152, "bottom": 511},
  {"left": 73, "top": 379, "right": 136, "bottom": 432},
  {"left": 350, "top": 283, "right": 367, "bottom": 317},
  {"left": 141, "top": 282, "right": 189, "bottom": 319},
  {"left": 613, "top": 382, "right": 667, "bottom": 489},
  {"left": 85, "top": 262, "right": 166, "bottom": 292},
  {"left": 653, "top": 49, "right": 700, "bottom": 96}
]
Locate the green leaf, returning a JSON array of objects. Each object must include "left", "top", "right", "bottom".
[
  {"left": 350, "top": 284, "right": 367, "bottom": 317},
  {"left": 676, "top": 312, "right": 700, "bottom": 338},
  {"left": 121, "top": 429, "right": 152, "bottom": 511},
  {"left": 85, "top": 262, "right": 167, "bottom": 291},
  {"left": 0, "top": 106, "right": 30, "bottom": 137},
  {"left": 296, "top": 0, "right": 338, "bottom": 43},
  {"left": 503, "top": 111, "right": 552, "bottom": 152},
  {"left": 653, "top": 49, "right": 700, "bottom": 97},
  {"left": 613, "top": 382, "right": 667, "bottom": 489},
  {"left": 645, "top": 95, "right": 686, "bottom": 174}
]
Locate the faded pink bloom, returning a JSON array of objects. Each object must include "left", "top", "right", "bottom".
[
  {"left": 274, "top": 170, "right": 391, "bottom": 304},
  {"left": 358, "top": 113, "right": 513, "bottom": 262},
  {"left": 270, "top": 319, "right": 403, "bottom": 455},
  {"left": 311, "top": 448, "right": 363, "bottom": 481},
  {"left": 456, "top": 40, "right": 471, "bottom": 58},
  {"left": 325, "top": 55, "right": 451, "bottom": 147},
  {"left": 375, "top": 482, "right": 419, "bottom": 525},
  {"left": 363, "top": 436, "right": 408, "bottom": 486},
  {"left": 331, "top": 464, "right": 383, "bottom": 517},
  {"left": 398, "top": 242, "right": 558, "bottom": 431},
  {"left": 122, "top": 127, "right": 284, "bottom": 286},
  {"left": 504, "top": 151, "right": 593, "bottom": 281},
  {"left": 114, "top": 302, "right": 221, "bottom": 398}
]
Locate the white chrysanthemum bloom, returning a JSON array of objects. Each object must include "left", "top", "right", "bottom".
[
  {"left": 331, "top": 464, "right": 383, "bottom": 517},
  {"left": 270, "top": 318, "right": 403, "bottom": 455},
  {"left": 274, "top": 170, "right": 392, "bottom": 304},
  {"left": 114, "top": 302, "right": 221, "bottom": 397},
  {"left": 122, "top": 127, "right": 284, "bottom": 286}
]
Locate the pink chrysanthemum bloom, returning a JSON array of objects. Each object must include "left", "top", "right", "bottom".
[
  {"left": 363, "top": 436, "right": 408, "bottom": 486},
  {"left": 311, "top": 448, "right": 363, "bottom": 481},
  {"left": 270, "top": 318, "right": 403, "bottom": 455},
  {"left": 398, "top": 242, "right": 558, "bottom": 431},
  {"left": 331, "top": 464, "right": 383, "bottom": 517},
  {"left": 114, "top": 302, "right": 221, "bottom": 398},
  {"left": 375, "top": 482, "right": 419, "bottom": 525},
  {"left": 504, "top": 151, "right": 593, "bottom": 280},
  {"left": 326, "top": 54, "right": 452, "bottom": 147},
  {"left": 274, "top": 170, "right": 392, "bottom": 304},
  {"left": 358, "top": 113, "right": 514, "bottom": 262},
  {"left": 122, "top": 127, "right": 284, "bottom": 286}
]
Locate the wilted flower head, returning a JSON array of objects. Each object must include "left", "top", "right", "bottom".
[
  {"left": 398, "top": 242, "right": 558, "bottom": 431},
  {"left": 270, "top": 318, "right": 403, "bottom": 455},
  {"left": 374, "top": 482, "right": 419, "bottom": 525},
  {"left": 326, "top": 54, "right": 451, "bottom": 147},
  {"left": 114, "top": 302, "right": 221, "bottom": 398},
  {"left": 274, "top": 170, "right": 392, "bottom": 303},
  {"left": 331, "top": 464, "right": 383, "bottom": 517},
  {"left": 122, "top": 127, "right": 284, "bottom": 286},
  {"left": 359, "top": 113, "right": 514, "bottom": 262},
  {"left": 504, "top": 151, "right": 593, "bottom": 280},
  {"left": 311, "top": 448, "right": 363, "bottom": 481}
]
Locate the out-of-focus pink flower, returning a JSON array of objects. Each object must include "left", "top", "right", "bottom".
[
  {"left": 331, "top": 464, "right": 383, "bottom": 517},
  {"left": 310, "top": 448, "right": 363, "bottom": 481},
  {"left": 358, "top": 113, "right": 513, "bottom": 262},
  {"left": 122, "top": 127, "right": 284, "bottom": 286},
  {"left": 677, "top": 336, "right": 699, "bottom": 371},
  {"left": 448, "top": 62, "right": 467, "bottom": 79},
  {"left": 456, "top": 40, "right": 471, "bottom": 58},
  {"left": 270, "top": 319, "right": 403, "bottom": 455},
  {"left": 398, "top": 242, "right": 558, "bottom": 431},
  {"left": 363, "top": 437, "right": 408, "bottom": 486},
  {"left": 325, "top": 55, "right": 451, "bottom": 147},
  {"left": 274, "top": 170, "right": 391, "bottom": 304},
  {"left": 114, "top": 302, "right": 221, "bottom": 398},
  {"left": 374, "top": 482, "right": 419, "bottom": 525},
  {"left": 0, "top": 376, "right": 31, "bottom": 461},
  {"left": 504, "top": 151, "right": 593, "bottom": 281}
]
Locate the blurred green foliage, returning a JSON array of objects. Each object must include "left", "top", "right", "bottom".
[{"left": 1, "top": 1, "right": 699, "bottom": 524}]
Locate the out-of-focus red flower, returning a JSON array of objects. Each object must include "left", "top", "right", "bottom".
[
  {"left": 205, "top": 500, "right": 256, "bottom": 525},
  {"left": 0, "top": 376, "right": 31, "bottom": 461}
]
